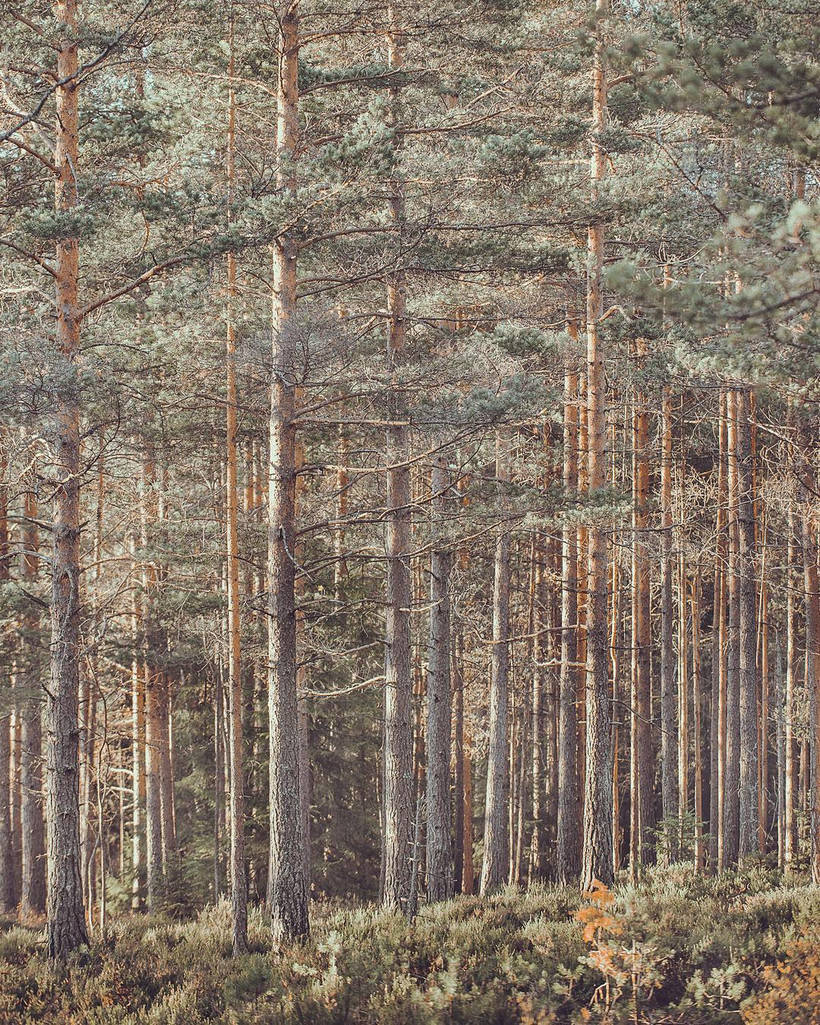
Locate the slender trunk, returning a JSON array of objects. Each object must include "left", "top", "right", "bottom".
[
  {"left": 214, "top": 668, "right": 224, "bottom": 898},
  {"left": 481, "top": 434, "right": 511, "bottom": 893},
  {"left": 758, "top": 579, "right": 770, "bottom": 853},
  {"left": 46, "top": 0, "right": 89, "bottom": 956},
  {"left": 531, "top": 535, "right": 546, "bottom": 881},
  {"left": 784, "top": 465, "right": 798, "bottom": 869},
  {"left": 21, "top": 485, "right": 46, "bottom": 919},
  {"left": 266, "top": 0, "right": 309, "bottom": 941},
  {"left": 678, "top": 547, "right": 689, "bottom": 851},
  {"left": 692, "top": 570, "right": 705, "bottom": 869},
  {"left": 546, "top": 535, "right": 561, "bottom": 874},
  {"left": 225, "top": 9, "right": 247, "bottom": 952},
  {"left": 0, "top": 461, "right": 12, "bottom": 913},
  {"left": 381, "top": 6, "right": 413, "bottom": 913},
  {"left": 453, "top": 632, "right": 464, "bottom": 894},
  {"left": 130, "top": 534, "right": 146, "bottom": 909},
  {"left": 736, "top": 390, "right": 759, "bottom": 857},
  {"left": 710, "top": 394, "right": 728, "bottom": 868},
  {"left": 630, "top": 341, "right": 652, "bottom": 874},
  {"left": 724, "top": 391, "right": 741, "bottom": 865},
  {"left": 582, "top": 0, "right": 614, "bottom": 888},
  {"left": 558, "top": 359, "right": 580, "bottom": 882},
  {"left": 426, "top": 453, "right": 453, "bottom": 901},
  {"left": 798, "top": 418, "right": 820, "bottom": 882},
  {"left": 660, "top": 388, "right": 679, "bottom": 858},
  {"left": 145, "top": 666, "right": 164, "bottom": 907},
  {"left": 79, "top": 671, "right": 96, "bottom": 910}
]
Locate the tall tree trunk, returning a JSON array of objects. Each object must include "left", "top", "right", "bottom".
[
  {"left": 798, "top": 417, "right": 820, "bottom": 882},
  {"left": 145, "top": 666, "right": 164, "bottom": 907},
  {"left": 659, "top": 388, "right": 679, "bottom": 859},
  {"left": 784, "top": 469, "right": 798, "bottom": 869},
  {"left": 0, "top": 461, "right": 12, "bottom": 913},
  {"left": 453, "top": 630, "right": 464, "bottom": 894},
  {"left": 129, "top": 532, "right": 146, "bottom": 909},
  {"left": 214, "top": 666, "right": 225, "bottom": 898},
  {"left": 630, "top": 340, "right": 652, "bottom": 874},
  {"left": 692, "top": 570, "right": 705, "bottom": 869},
  {"left": 710, "top": 393, "right": 728, "bottom": 868},
  {"left": 266, "top": 0, "right": 309, "bottom": 942},
  {"left": 481, "top": 434, "right": 511, "bottom": 893},
  {"left": 678, "top": 548, "right": 689, "bottom": 851},
  {"left": 736, "top": 390, "right": 759, "bottom": 857},
  {"left": 582, "top": 0, "right": 614, "bottom": 888},
  {"left": 381, "top": 6, "right": 414, "bottom": 913},
  {"left": 21, "top": 485, "right": 46, "bottom": 920},
  {"left": 531, "top": 534, "right": 546, "bottom": 881},
  {"left": 225, "top": 6, "right": 247, "bottom": 953},
  {"left": 426, "top": 453, "right": 453, "bottom": 901},
  {"left": 724, "top": 391, "right": 741, "bottom": 865},
  {"left": 79, "top": 670, "right": 96, "bottom": 911},
  {"left": 46, "top": 0, "right": 88, "bottom": 956},
  {"left": 558, "top": 358, "right": 580, "bottom": 882}
]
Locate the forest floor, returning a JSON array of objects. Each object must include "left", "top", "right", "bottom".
[{"left": 0, "top": 863, "right": 817, "bottom": 1024}]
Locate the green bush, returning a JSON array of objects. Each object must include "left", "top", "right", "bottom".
[{"left": 0, "top": 866, "right": 816, "bottom": 1024}]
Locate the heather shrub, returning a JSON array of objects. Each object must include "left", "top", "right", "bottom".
[{"left": 0, "top": 866, "right": 817, "bottom": 1024}]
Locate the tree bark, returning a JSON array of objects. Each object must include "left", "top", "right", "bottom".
[
  {"left": 381, "top": 5, "right": 414, "bottom": 914},
  {"left": 784, "top": 468, "right": 798, "bottom": 869},
  {"left": 453, "top": 631, "right": 464, "bottom": 894},
  {"left": 724, "top": 390, "right": 741, "bottom": 865},
  {"left": 630, "top": 340, "right": 652, "bottom": 874},
  {"left": 798, "top": 417, "right": 820, "bottom": 882},
  {"left": 659, "top": 388, "right": 679, "bottom": 859},
  {"left": 736, "top": 389, "right": 759, "bottom": 858},
  {"left": 582, "top": 0, "right": 614, "bottom": 889},
  {"left": 21, "top": 485, "right": 46, "bottom": 920},
  {"left": 426, "top": 453, "right": 453, "bottom": 902},
  {"left": 46, "top": 0, "right": 89, "bottom": 956},
  {"left": 480, "top": 434, "right": 511, "bottom": 894},
  {"left": 266, "top": 0, "right": 309, "bottom": 942},
  {"left": 531, "top": 534, "right": 546, "bottom": 881},
  {"left": 692, "top": 570, "right": 705, "bottom": 870},
  {"left": 225, "top": 5, "right": 248, "bottom": 953},
  {"left": 0, "top": 462, "right": 12, "bottom": 913},
  {"left": 558, "top": 359, "right": 580, "bottom": 883},
  {"left": 710, "top": 393, "right": 728, "bottom": 868}
]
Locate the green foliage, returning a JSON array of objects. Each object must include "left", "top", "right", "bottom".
[{"left": 1, "top": 871, "right": 816, "bottom": 1024}]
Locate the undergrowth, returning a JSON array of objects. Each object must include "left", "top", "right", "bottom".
[{"left": 0, "top": 863, "right": 817, "bottom": 1024}]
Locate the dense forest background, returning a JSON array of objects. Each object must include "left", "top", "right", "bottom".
[{"left": 0, "top": 0, "right": 819, "bottom": 1020}]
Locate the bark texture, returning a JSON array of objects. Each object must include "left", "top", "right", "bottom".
[
  {"left": 46, "top": 0, "right": 89, "bottom": 956},
  {"left": 480, "top": 435, "right": 511, "bottom": 894},
  {"left": 266, "top": 0, "right": 309, "bottom": 941},
  {"left": 582, "top": 0, "right": 614, "bottom": 889},
  {"left": 558, "top": 364, "right": 580, "bottom": 882},
  {"left": 425, "top": 454, "right": 453, "bottom": 902}
]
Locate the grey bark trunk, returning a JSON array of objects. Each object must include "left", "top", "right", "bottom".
[
  {"left": 381, "top": 5, "right": 414, "bottom": 914},
  {"left": 736, "top": 390, "right": 759, "bottom": 857},
  {"left": 480, "top": 434, "right": 511, "bottom": 894},
  {"left": 266, "top": 0, "right": 309, "bottom": 942},
  {"left": 659, "top": 389, "right": 679, "bottom": 858},
  {"left": 425, "top": 453, "right": 453, "bottom": 902},
  {"left": 724, "top": 391, "right": 741, "bottom": 865},
  {"left": 21, "top": 486, "right": 45, "bottom": 919},
  {"left": 581, "top": 0, "right": 614, "bottom": 889},
  {"left": 558, "top": 365, "right": 580, "bottom": 883}
]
